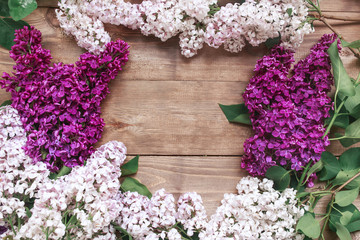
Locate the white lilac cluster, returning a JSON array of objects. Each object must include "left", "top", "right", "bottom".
[
  {"left": 116, "top": 177, "right": 306, "bottom": 240},
  {"left": 116, "top": 190, "right": 207, "bottom": 240},
  {"left": 56, "top": 0, "right": 313, "bottom": 57},
  {"left": 0, "top": 106, "right": 127, "bottom": 239},
  {"left": 0, "top": 106, "right": 50, "bottom": 237},
  {"left": 199, "top": 177, "right": 306, "bottom": 239}
]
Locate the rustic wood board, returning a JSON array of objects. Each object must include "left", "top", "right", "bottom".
[{"left": 0, "top": 1, "right": 360, "bottom": 239}]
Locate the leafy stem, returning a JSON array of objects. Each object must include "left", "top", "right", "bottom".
[
  {"left": 306, "top": 0, "right": 360, "bottom": 59},
  {"left": 296, "top": 161, "right": 313, "bottom": 191},
  {"left": 334, "top": 170, "right": 360, "bottom": 193},
  {"left": 319, "top": 195, "right": 334, "bottom": 240},
  {"left": 323, "top": 98, "right": 346, "bottom": 139},
  {"left": 319, "top": 17, "right": 360, "bottom": 59}
]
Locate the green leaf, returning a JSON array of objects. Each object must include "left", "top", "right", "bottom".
[
  {"left": 332, "top": 170, "right": 360, "bottom": 189},
  {"left": 305, "top": 160, "right": 323, "bottom": 182},
  {"left": 325, "top": 110, "right": 349, "bottom": 129},
  {"left": 48, "top": 172, "right": 57, "bottom": 180},
  {"left": 0, "top": 0, "right": 10, "bottom": 16},
  {"left": 328, "top": 40, "right": 355, "bottom": 97},
  {"left": 219, "top": 103, "right": 251, "bottom": 125},
  {"left": 339, "top": 147, "right": 360, "bottom": 171},
  {"left": 335, "top": 187, "right": 359, "bottom": 207},
  {"left": 329, "top": 204, "right": 360, "bottom": 232},
  {"left": 112, "top": 223, "right": 133, "bottom": 240},
  {"left": 54, "top": 166, "right": 72, "bottom": 179},
  {"left": 342, "top": 39, "right": 360, "bottom": 49},
  {"left": 343, "top": 118, "right": 360, "bottom": 141},
  {"left": 340, "top": 211, "right": 354, "bottom": 226},
  {"left": 296, "top": 212, "right": 321, "bottom": 238},
  {"left": 337, "top": 133, "right": 360, "bottom": 148},
  {"left": 9, "top": 0, "right": 37, "bottom": 21},
  {"left": 286, "top": 8, "right": 293, "bottom": 16},
  {"left": 25, "top": 206, "right": 32, "bottom": 218},
  {"left": 290, "top": 174, "right": 305, "bottom": 192},
  {"left": 121, "top": 155, "right": 139, "bottom": 176},
  {"left": 296, "top": 191, "right": 310, "bottom": 198},
  {"left": 318, "top": 151, "right": 340, "bottom": 181},
  {"left": 343, "top": 84, "right": 360, "bottom": 118},
  {"left": 0, "top": 18, "right": 29, "bottom": 50},
  {"left": 0, "top": 100, "right": 12, "bottom": 107},
  {"left": 325, "top": 109, "right": 349, "bottom": 129},
  {"left": 265, "top": 166, "right": 290, "bottom": 191},
  {"left": 347, "top": 220, "right": 360, "bottom": 232},
  {"left": 121, "top": 177, "right": 152, "bottom": 199},
  {"left": 265, "top": 35, "right": 281, "bottom": 49},
  {"left": 335, "top": 223, "right": 352, "bottom": 240}
]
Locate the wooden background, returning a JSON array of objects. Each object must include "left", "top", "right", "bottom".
[{"left": 0, "top": 0, "right": 360, "bottom": 239}]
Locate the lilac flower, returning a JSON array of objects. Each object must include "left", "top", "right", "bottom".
[
  {"left": 242, "top": 34, "right": 337, "bottom": 186},
  {"left": 0, "top": 26, "right": 130, "bottom": 172},
  {"left": 0, "top": 226, "right": 7, "bottom": 235}
]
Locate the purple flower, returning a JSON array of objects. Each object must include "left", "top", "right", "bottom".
[
  {"left": 242, "top": 34, "right": 337, "bottom": 187},
  {"left": 0, "top": 226, "right": 7, "bottom": 235},
  {"left": 0, "top": 26, "right": 130, "bottom": 172}
]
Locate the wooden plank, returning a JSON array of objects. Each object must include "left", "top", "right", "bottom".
[
  {"left": 133, "top": 156, "right": 247, "bottom": 215},
  {"left": 0, "top": 79, "right": 355, "bottom": 157},
  {"left": 1, "top": 8, "right": 359, "bottom": 82},
  {"left": 0, "top": 8, "right": 358, "bottom": 157},
  {"left": 37, "top": 0, "right": 360, "bottom": 12},
  {"left": 99, "top": 80, "right": 250, "bottom": 155}
]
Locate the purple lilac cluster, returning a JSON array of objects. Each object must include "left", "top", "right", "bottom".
[
  {"left": 242, "top": 34, "right": 337, "bottom": 187},
  {"left": 0, "top": 26, "right": 129, "bottom": 172}
]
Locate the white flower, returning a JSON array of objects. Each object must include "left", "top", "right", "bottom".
[{"left": 56, "top": 0, "right": 312, "bottom": 57}]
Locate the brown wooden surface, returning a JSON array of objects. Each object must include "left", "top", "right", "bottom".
[{"left": 1, "top": 1, "right": 360, "bottom": 239}]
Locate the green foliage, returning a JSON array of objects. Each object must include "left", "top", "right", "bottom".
[
  {"left": 305, "top": 160, "right": 323, "bottom": 183},
  {"left": 121, "top": 177, "right": 152, "bottom": 199},
  {"left": 286, "top": 8, "right": 293, "bottom": 17},
  {"left": 342, "top": 84, "right": 360, "bottom": 119},
  {"left": 319, "top": 148, "right": 360, "bottom": 189},
  {"left": 327, "top": 40, "right": 355, "bottom": 97},
  {"left": 0, "top": 18, "right": 29, "bottom": 50},
  {"left": 335, "top": 187, "right": 359, "bottom": 207},
  {"left": 0, "top": 100, "right": 12, "bottom": 107},
  {"left": 329, "top": 204, "right": 360, "bottom": 233},
  {"left": 112, "top": 223, "right": 133, "bottom": 240},
  {"left": 335, "top": 223, "right": 352, "bottom": 240},
  {"left": 265, "top": 35, "right": 281, "bottom": 49},
  {"left": 8, "top": 0, "right": 37, "bottom": 21},
  {"left": 0, "top": 0, "right": 10, "bottom": 16},
  {"left": 219, "top": 103, "right": 251, "bottom": 125},
  {"left": 339, "top": 148, "right": 360, "bottom": 171},
  {"left": 265, "top": 166, "right": 290, "bottom": 191},
  {"left": 341, "top": 118, "right": 360, "bottom": 145},
  {"left": 342, "top": 39, "right": 360, "bottom": 49},
  {"left": 0, "top": 0, "right": 38, "bottom": 50},
  {"left": 325, "top": 108, "right": 349, "bottom": 129},
  {"left": 296, "top": 212, "right": 320, "bottom": 238},
  {"left": 318, "top": 151, "right": 340, "bottom": 181},
  {"left": 336, "top": 133, "right": 360, "bottom": 148},
  {"left": 49, "top": 166, "right": 72, "bottom": 180},
  {"left": 121, "top": 155, "right": 139, "bottom": 176}
]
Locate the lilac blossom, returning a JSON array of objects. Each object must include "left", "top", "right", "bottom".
[
  {"left": 0, "top": 26, "right": 129, "bottom": 171},
  {"left": 242, "top": 34, "right": 337, "bottom": 186}
]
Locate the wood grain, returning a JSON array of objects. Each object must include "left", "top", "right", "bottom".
[
  {"left": 0, "top": 2, "right": 359, "bottom": 239},
  {"left": 1, "top": 8, "right": 359, "bottom": 156},
  {"left": 132, "top": 156, "right": 246, "bottom": 214}
]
